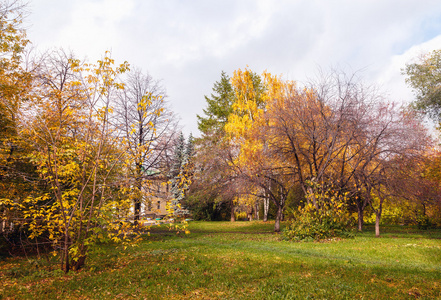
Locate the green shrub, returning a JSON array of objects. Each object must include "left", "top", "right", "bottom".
[{"left": 181, "top": 195, "right": 231, "bottom": 221}]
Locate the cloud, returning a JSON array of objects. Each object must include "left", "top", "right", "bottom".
[
  {"left": 27, "top": 0, "right": 441, "bottom": 135},
  {"left": 30, "top": 0, "right": 135, "bottom": 59},
  {"left": 376, "top": 34, "right": 441, "bottom": 103}
]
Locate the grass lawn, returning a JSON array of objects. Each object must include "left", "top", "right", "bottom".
[{"left": 1, "top": 221, "right": 440, "bottom": 299}]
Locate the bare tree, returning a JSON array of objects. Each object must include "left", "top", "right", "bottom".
[
  {"left": 115, "top": 69, "right": 178, "bottom": 223},
  {"left": 190, "top": 129, "right": 240, "bottom": 221},
  {"left": 352, "top": 104, "right": 429, "bottom": 236}
]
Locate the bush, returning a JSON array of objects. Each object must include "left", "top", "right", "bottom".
[
  {"left": 416, "top": 214, "right": 431, "bottom": 230},
  {"left": 181, "top": 195, "right": 231, "bottom": 221},
  {"left": 282, "top": 185, "right": 355, "bottom": 242}
]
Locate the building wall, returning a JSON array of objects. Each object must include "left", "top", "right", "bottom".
[{"left": 142, "top": 179, "right": 170, "bottom": 218}]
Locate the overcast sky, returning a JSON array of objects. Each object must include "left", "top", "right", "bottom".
[{"left": 26, "top": 0, "right": 441, "bottom": 136}]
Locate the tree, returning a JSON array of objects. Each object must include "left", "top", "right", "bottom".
[
  {"left": 19, "top": 50, "right": 141, "bottom": 272},
  {"left": 225, "top": 68, "right": 293, "bottom": 232},
  {"left": 197, "top": 71, "right": 234, "bottom": 135},
  {"left": 169, "top": 132, "right": 186, "bottom": 214},
  {"left": 403, "top": 49, "right": 441, "bottom": 227},
  {"left": 412, "top": 152, "right": 441, "bottom": 226},
  {"left": 227, "top": 69, "right": 430, "bottom": 236},
  {"left": 0, "top": 0, "right": 31, "bottom": 193},
  {"left": 189, "top": 128, "right": 239, "bottom": 221},
  {"left": 194, "top": 71, "right": 241, "bottom": 222},
  {"left": 404, "top": 50, "right": 441, "bottom": 123},
  {"left": 169, "top": 133, "right": 194, "bottom": 216},
  {"left": 0, "top": 0, "right": 29, "bottom": 116},
  {"left": 0, "top": 0, "right": 38, "bottom": 246},
  {"left": 115, "top": 68, "right": 178, "bottom": 224}
]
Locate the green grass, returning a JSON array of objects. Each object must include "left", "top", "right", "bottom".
[{"left": 1, "top": 221, "right": 440, "bottom": 299}]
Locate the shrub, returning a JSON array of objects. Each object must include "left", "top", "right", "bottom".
[
  {"left": 416, "top": 214, "right": 431, "bottom": 230},
  {"left": 282, "top": 184, "right": 355, "bottom": 242}
]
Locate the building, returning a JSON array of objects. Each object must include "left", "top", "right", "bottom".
[{"left": 141, "top": 173, "right": 171, "bottom": 219}]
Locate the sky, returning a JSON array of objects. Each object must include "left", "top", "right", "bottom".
[{"left": 26, "top": 0, "right": 441, "bottom": 136}]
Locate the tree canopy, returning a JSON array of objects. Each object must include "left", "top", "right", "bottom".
[{"left": 404, "top": 49, "right": 441, "bottom": 123}]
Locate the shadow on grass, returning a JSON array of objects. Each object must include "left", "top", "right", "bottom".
[{"left": 357, "top": 224, "right": 441, "bottom": 239}]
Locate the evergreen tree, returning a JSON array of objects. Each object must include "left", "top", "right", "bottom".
[
  {"left": 170, "top": 132, "right": 185, "bottom": 179},
  {"left": 170, "top": 132, "right": 193, "bottom": 216},
  {"left": 197, "top": 70, "right": 266, "bottom": 135},
  {"left": 183, "top": 133, "right": 194, "bottom": 165},
  {"left": 197, "top": 71, "right": 235, "bottom": 134},
  {"left": 191, "top": 70, "right": 267, "bottom": 221}
]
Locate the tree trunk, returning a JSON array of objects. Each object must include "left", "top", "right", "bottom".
[
  {"left": 255, "top": 200, "right": 259, "bottom": 220},
  {"left": 263, "top": 197, "right": 269, "bottom": 222},
  {"left": 134, "top": 163, "right": 142, "bottom": 225},
  {"left": 375, "top": 212, "right": 381, "bottom": 237},
  {"left": 357, "top": 207, "right": 364, "bottom": 231},
  {"left": 73, "top": 254, "right": 87, "bottom": 271},
  {"left": 247, "top": 205, "right": 253, "bottom": 221},
  {"left": 274, "top": 205, "right": 283, "bottom": 232},
  {"left": 64, "top": 234, "right": 70, "bottom": 273},
  {"left": 72, "top": 245, "right": 87, "bottom": 270},
  {"left": 230, "top": 200, "right": 236, "bottom": 222},
  {"left": 373, "top": 196, "right": 383, "bottom": 238},
  {"left": 307, "top": 185, "right": 318, "bottom": 209},
  {"left": 134, "top": 200, "right": 141, "bottom": 225}
]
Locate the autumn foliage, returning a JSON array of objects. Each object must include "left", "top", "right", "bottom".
[
  {"left": 2, "top": 1, "right": 441, "bottom": 275},
  {"left": 0, "top": 2, "right": 186, "bottom": 272},
  {"left": 196, "top": 67, "right": 437, "bottom": 238}
]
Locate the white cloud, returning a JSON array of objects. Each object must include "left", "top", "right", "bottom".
[
  {"left": 376, "top": 34, "right": 441, "bottom": 104},
  {"left": 26, "top": 0, "right": 441, "bottom": 135},
  {"left": 29, "top": 0, "right": 134, "bottom": 59}
]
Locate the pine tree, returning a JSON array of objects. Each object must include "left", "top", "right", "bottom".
[
  {"left": 197, "top": 71, "right": 235, "bottom": 135},
  {"left": 183, "top": 133, "right": 194, "bottom": 165},
  {"left": 170, "top": 132, "right": 185, "bottom": 179},
  {"left": 170, "top": 132, "right": 192, "bottom": 216}
]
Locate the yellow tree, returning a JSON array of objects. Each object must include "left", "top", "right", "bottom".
[
  {"left": 413, "top": 151, "right": 441, "bottom": 226},
  {"left": 225, "top": 68, "right": 266, "bottom": 223},
  {"left": 21, "top": 50, "right": 135, "bottom": 272},
  {"left": 0, "top": 0, "right": 36, "bottom": 235},
  {"left": 0, "top": 0, "right": 30, "bottom": 132},
  {"left": 225, "top": 68, "right": 297, "bottom": 231}
]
